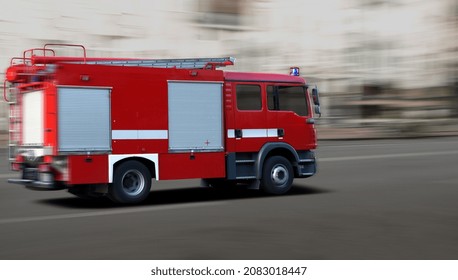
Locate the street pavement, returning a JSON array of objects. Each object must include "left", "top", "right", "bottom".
[{"left": 0, "top": 137, "right": 457, "bottom": 259}]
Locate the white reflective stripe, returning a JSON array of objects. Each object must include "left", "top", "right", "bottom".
[
  {"left": 108, "top": 154, "right": 159, "bottom": 182},
  {"left": 138, "top": 130, "right": 168, "bottom": 139},
  {"left": 227, "top": 129, "right": 279, "bottom": 138},
  {"left": 242, "top": 129, "right": 268, "bottom": 138},
  {"left": 112, "top": 130, "right": 168, "bottom": 140},
  {"left": 227, "top": 129, "right": 235, "bottom": 138},
  {"left": 267, "top": 129, "right": 278, "bottom": 137}
]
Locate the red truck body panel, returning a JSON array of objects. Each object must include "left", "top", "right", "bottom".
[{"left": 4, "top": 44, "right": 318, "bottom": 203}]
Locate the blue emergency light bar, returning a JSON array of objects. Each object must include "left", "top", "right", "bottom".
[{"left": 290, "top": 67, "right": 300, "bottom": 76}]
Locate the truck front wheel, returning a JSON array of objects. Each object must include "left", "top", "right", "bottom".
[
  {"left": 261, "top": 156, "right": 294, "bottom": 195},
  {"left": 108, "top": 161, "right": 152, "bottom": 204}
]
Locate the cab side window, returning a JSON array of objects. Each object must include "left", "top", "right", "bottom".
[
  {"left": 236, "top": 84, "right": 262, "bottom": 111},
  {"left": 267, "top": 86, "right": 308, "bottom": 116}
]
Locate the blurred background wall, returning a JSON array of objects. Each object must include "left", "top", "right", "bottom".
[{"left": 1, "top": 0, "right": 457, "bottom": 137}]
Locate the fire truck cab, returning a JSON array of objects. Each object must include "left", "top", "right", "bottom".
[{"left": 4, "top": 44, "right": 320, "bottom": 204}]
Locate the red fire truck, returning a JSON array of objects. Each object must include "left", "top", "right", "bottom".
[{"left": 3, "top": 44, "right": 320, "bottom": 204}]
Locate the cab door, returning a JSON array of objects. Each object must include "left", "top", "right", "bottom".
[{"left": 267, "top": 84, "right": 315, "bottom": 151}]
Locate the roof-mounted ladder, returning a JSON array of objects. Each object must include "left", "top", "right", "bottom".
[
  {"left": 83, "top": 57, "right": 236, "bottom": 70},
  {"left": 31, "top": 56, "right": 236, "bottom": 70},
  {"left": 22, "top": 44, "right": 235, "bottom": 70}
]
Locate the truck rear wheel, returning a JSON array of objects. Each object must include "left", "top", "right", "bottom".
[
  {"left": 261, "top": 156, "right": 294, "bottom": 195},
  {"left": 108, "top": 161, "right": 152, "bottom": 204}
]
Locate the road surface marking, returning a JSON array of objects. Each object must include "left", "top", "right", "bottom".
[
  {"left": 0, "top": 201, "right": 225, "bottom": 225},
  {"left": 320, "top": 150, "right": 458, "bottom": 162}
]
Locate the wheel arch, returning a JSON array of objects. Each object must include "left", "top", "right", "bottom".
[
  {"left": 255, "top": 143, "right": 300, "bottom": 179},
  {"left": 108, "top": 154, "right": 158, "bottom": 183}
]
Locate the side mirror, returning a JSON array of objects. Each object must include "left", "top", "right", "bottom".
[
  {"left": 314, "top": 105, "right": 321, "bottom": 116},
  {"left": 311, "top": 86, "right": 321, "bottom": 117},
  {"left": 312, "top": 86, "right": 320, "bottom": 105}
]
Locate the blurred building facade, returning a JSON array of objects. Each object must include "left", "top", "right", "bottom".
[{"left": 1, "top": 0, "right": 457, "bottom": 133}]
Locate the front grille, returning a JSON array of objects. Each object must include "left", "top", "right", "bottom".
[{"left": 22, "top": 168, "right": 39, "bottom": 181}]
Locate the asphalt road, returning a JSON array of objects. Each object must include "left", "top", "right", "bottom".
[{"left": 0, "top": 137, "right": 457, "bottom": 260}]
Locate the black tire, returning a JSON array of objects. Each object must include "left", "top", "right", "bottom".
[
  {"left": 261, "top": 156, "right": 294, "bottom": 195},
  {"left": 68, "top": 185, "right": 105, "bottom": 200},
  {"left": 108, "top": 161, "right": 152, "bottom": 204}
]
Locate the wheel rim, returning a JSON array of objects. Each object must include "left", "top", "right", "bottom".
[
  {"left": 121, "top": 169, "right": 145, "bottom": 196},
  {"left": 271, "top": 164, "right": 288, "bottom": 186}
]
